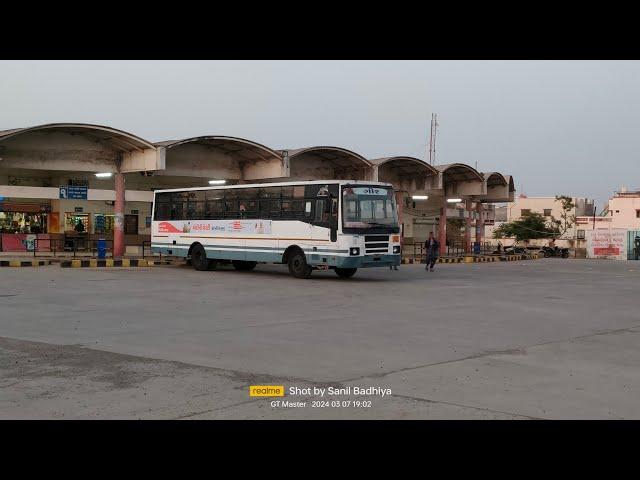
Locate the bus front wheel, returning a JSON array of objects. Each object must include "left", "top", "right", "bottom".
[
  {"left": 288, "top": 250, "right": 312, "bottom": 279},
  {"left": 335, "top": 268, "right": 357, "bottom": 278},
  {"left": 232, "top": 260, "right": 257, "bottom": 271},
  {"left": 191, "top": 244, "right": 211, "bottom": 271}
]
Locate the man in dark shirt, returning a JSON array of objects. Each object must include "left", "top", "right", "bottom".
[{"left": 425, "top": 232, "right": 439, "bottom": 272}]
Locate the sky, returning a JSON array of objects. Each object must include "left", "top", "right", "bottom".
[{"left": 1, "top": 60, "right": 639, "bottom": 208}]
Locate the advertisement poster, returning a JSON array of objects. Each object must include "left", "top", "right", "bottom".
[
  {"left": 155, "top": 219, "right": 272, "bottom": 235},
  {"left": 586, "top": 229, "right": 627, "bottom": 260}
]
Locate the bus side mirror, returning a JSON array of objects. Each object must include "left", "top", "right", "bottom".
[{"left": 330, "top": 226, "right": 337, "bottom": 242}]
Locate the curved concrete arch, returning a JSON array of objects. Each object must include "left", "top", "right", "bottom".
[
  {"left": 483, "top": 171, "right": 508, "bottom": 187},
  {"left": 0, "top": 123, "right": 160, "bottom": 173},
  {"left": 371, "top": 156, "right": 439, "bottom": 176},
  {"left": 482, "top": 172, "right": 513, "bottom": 202},
  {"left": 156, "top": 136, "right": 284, "bottom": 181},
  {"left": 371, "top": 156, "right": 438, "bottom": 192},
  {"left": 436, "top": 163, "right": 484, "bottom": 182},
  {"left": 283, "top": 146, "right": 372, "bottom": 181},
  {"left": 157, "top": 136, "right": 282, "bottom": 163},
  {"left": 0, "top": 123, "right": 156, "bottom": 151}
]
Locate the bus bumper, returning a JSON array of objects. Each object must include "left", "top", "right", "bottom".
[{"left": 332, "top": 254, "right": 400, "bottom": 269}]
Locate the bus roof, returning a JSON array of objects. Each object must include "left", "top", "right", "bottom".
[{"left": 152, "top": 179, "right": 393, "bottom": 194}]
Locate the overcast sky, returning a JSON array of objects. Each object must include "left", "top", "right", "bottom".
[{"left": 1, "top": 60, "right": 638, "bottom": 208}]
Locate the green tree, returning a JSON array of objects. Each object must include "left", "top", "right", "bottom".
[
  {"left": 492, "top": 212, "right": 557, "bottom": 243},
  {"left": 552, "top": 195, "right": 576, "bottom": 237}
]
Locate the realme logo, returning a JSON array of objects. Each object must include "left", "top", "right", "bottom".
[{"left": 249, "top": 385, "right": 285, "bottom": 397}]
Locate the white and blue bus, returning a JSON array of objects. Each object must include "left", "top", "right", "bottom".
[{"left": 150, "top": 180, "right": 401, "bottom": 278}]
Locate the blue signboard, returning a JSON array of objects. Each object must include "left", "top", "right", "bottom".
[{"left": 59, "top": 186, "right": 88, "bottom": 200}]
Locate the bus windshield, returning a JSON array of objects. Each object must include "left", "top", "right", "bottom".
[{"left": 342, "top": 185, "right": 399, "bottom": 232}]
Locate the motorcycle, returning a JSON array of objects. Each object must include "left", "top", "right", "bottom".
[
  {"left": 503, "top": 246, "right": 527, "bottom": 255},
  {"left": 491, "top": 245, "right": 526, "bottom": 255},
  {"left": 540, "top": 246, "right": 569, "bottom": 258}
]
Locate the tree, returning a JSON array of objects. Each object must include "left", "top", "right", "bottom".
[
  {"left": 552, "top": 195, "right": 576, "bottom": 237},
  {"left": 492, "top": 212, "right": 557, "bottom": 243}
]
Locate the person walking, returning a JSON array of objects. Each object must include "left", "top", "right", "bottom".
[{"left": 425, "top": 232, "right": 439, "bottom": 272}]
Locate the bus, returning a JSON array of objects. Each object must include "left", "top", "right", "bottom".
[{"left": 150, "top": 180, "right": 401, "bottom": 278}]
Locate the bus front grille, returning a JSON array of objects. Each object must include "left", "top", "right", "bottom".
[{"left": 364, "top": 235, "right": 389, "bottom": 254}]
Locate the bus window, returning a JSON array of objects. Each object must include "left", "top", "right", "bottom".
[
  {"left": 330, "top": 198, "right": 338, "bottom": 227},
  {"left": 282, "top": 186, "right": 294, "bottom": 198},
  {"left": 314, "top": 199, "right": 327, "bottom": 224},
  {"left": 259, "top": 199, "right": 282, "bottom": 219},
  {"left": 225, "top": 199, "right": 239, "bottom": 218},
  {"left": 243, "top": 200, "right": 258, "bottom": 218},
  {"left": 154, "top": 193, "right": 171, "bottom": 221},
  {"left": 260, "top": 186, "right": 281, "bottom": 199},
  {"left": 187, "top": 191, "right": 205, "bottom": 219},
  {"left": 205, "top": 199, "right": 225, "bottom": 219}
]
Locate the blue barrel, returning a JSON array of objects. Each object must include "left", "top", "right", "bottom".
[
  {"left": 97, "top": 238, "right": 107, "bottom": 259},
  {"left": 473, "top": 242, "right": 481, "bottom": 254}
]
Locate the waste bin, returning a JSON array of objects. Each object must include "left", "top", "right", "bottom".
[
  {"left": 473, "top": 242, "right": 481, "bottom": 255},
  {"left": 97, "top": 238, "right": 107, "bottom": 259}
]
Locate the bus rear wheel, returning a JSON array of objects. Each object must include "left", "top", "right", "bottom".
[
  {"left": 232, "top": 260, "right": 257, "bottom": 271},
  {"left": 288, "top": 250, "right": 312, "bottom": 279},
  {"left": 191, "top": 244, "right": 211, "bottom": 271},
  {"left": 335, "top": 267, "right": 357, "bottom": 278}
]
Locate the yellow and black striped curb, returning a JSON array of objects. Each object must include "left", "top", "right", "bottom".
[
  {"left": 401, "top": 254, "right": 540, "bottom": 265},
  {"left": 60, "top": 259, "right": 171, "bottom": 268},
  {"left": 0, "top": 260, "right": 52, "bottom": 267}
]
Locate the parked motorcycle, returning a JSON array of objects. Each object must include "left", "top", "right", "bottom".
[
  {"left": 502, "top": 246, "right": 527, "bottom": 255},
  {"left": 540, "top": 246, "right": 569, "bottom": 258},
  {"left": 491, "top": 245, "right": 527, "bottom": 255}
]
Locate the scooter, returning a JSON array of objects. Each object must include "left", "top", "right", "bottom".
[{"left": 540, "top": 246, "right": 569, "bottom": 258}]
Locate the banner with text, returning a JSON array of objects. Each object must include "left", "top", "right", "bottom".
[
  {"left": 154, "top": 219, "right": 272, "bottom": 235},
  {"left": 585, "top": 229, "right": 627, "bottom": 260}
]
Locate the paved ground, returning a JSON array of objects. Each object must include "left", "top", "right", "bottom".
[{"left": 1, "top": 259, "right": 639, "bottom": 419}]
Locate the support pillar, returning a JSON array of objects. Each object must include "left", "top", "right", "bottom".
[
  {"left": 464, "top": 199, "right": 472, "bottom": 253},
  {"left": 475, "top": 202, "right": 484, "bottom": 249},
  {"left": 113, "top": 172, "right": 125, "bottom": 259},
  {"left": 439, "top": 195, "right": 447, "bottom": 255}
]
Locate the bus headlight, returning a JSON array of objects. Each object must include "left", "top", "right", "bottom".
[
  {"left": 393, "top": 246, "right": 401, "bottom": 254},
  {"left": 350, "top": 247, "right": 360, "bottom": 256}
]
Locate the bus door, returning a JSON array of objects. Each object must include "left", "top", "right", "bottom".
[{"left": 311, "top": 195, "right": 338, "bottom": 244}]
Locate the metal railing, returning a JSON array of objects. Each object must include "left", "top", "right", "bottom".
[
  {"left": 401, "top": 240, "right": 495, "bottom": 262},
  {"left": 35, "top": 237, "right": 114, "bottom": 258},
  {"left": 141, "top": 240, "right": 161, "bottom": 260},
  {"left": 1, "top": 237, "right": 114, "bottom": 258},
  {"left": 2, "top": 235, "right": 159, "bottom": 259}
]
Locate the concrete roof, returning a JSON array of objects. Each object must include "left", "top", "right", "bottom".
[
  {"left": 281, "top": 146, "right": 371, "bottom": 168},
  {"left": 435, "top": 163, "right": 484, "bottom": 182},
  {"left": 370, "top": 156, "right": 438, "bottom": 176},
  {"left": 157, "top": 136, "right": 282, "bottom": 163},
  {"left": 0, "top": 123, "right": 156, "bottom": 151},
  {"left": 483, "top": 171, "right": 508, "bottom": 187}
]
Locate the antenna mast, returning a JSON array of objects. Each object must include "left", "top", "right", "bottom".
[{"left": 428, "top": 113, "right": 438, "bottom": 165}]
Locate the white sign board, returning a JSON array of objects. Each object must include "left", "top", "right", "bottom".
[{"left": 585, "top": 229, "right": 627, "bottom": 260}]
